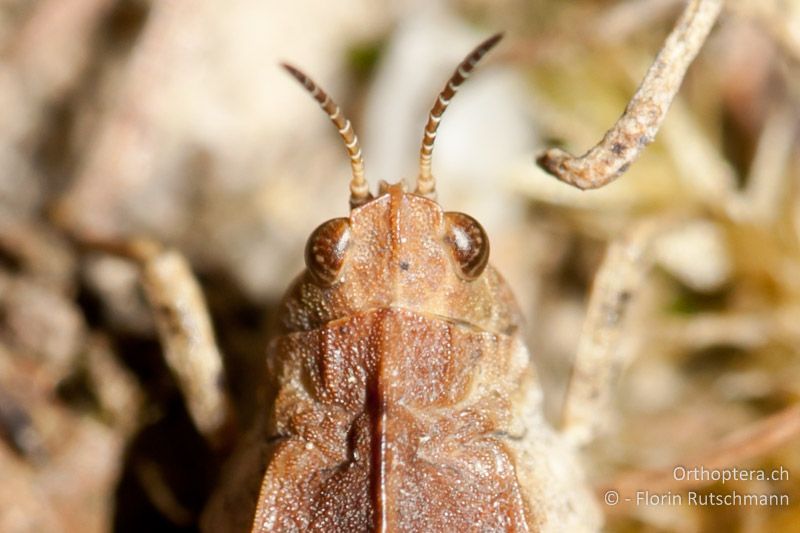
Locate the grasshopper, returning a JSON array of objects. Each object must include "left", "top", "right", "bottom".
[
  {"left": 38, "top": 31, "right": 641, "bottom": 532},
  {"left": 201, "top": 33, "right": 603, "bottom": 532},
  {"left": 5, "top": 1, "right": 798, "bottom": 530},
  {"left": 42, "top": 29, "right": 664, "bottom": 532}
]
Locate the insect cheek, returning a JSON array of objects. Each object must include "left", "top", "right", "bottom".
[
  {"left": 304, "top": 218, "right": 352, "bottom": 286},
  {"left": 443, "top": 212, "right": 490, "bottom": 280}
]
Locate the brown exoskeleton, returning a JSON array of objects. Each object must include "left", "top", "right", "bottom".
[{"left": 201, "top": 33, "right": 603, "bottom": 532}]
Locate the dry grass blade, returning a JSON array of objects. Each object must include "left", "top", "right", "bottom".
[
  {"left": 128, "top": 243, "right": 234, "bottom": 448},
  {"left": 594, "top": 0, "right": 684, "bottom": 44},
  {"left": 728, "top": 0, "right": 800, "bottom": 62},
  {"left": 59, "top": 228, "right": 233, "bottom": 448},
  {"left": 599, "top": 403, "right": 800, "bottom": 513},
  {"left": 561, "top": 216, "right": 682, "bottom": 445},
  {"left": 536, "top": 0, "right": 722, "bottom": 189}
]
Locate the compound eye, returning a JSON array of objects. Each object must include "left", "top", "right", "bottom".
[
  {"left": 443, "top": 212, "right": 489, "bottom": 280},
  {"left": 305, "top": 218, "right": 351, "bottom": 286}
]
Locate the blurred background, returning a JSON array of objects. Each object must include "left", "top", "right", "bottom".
[{"left": 1, "top": 0, "right": 799, "bottom": 531}]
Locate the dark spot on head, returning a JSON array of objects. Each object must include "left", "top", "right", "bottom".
[
  {"left": 618, "top": 163, "right": 630, "bottom": 174},
  {"left": 638, "top": 135, "right": 651, "bottom": 147},
  {"left": 399, "top": 261, "right": 410, "bottom": 271},
  {"left": 611, "top": 142, "right": 625, "bottom": 155}
]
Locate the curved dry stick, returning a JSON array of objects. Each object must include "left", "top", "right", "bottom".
[
  {"left": 537, "top": 0, "right": 723, "bottom": 190},
  {"left": 281, "top": 63, "right": 371, "bottom": 207}
]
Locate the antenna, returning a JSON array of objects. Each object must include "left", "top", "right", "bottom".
[
  {"left": 282, "top": 63, "right": 372, "bottom": 207},
  {"left": 415, "top": 33, "right": 504, "bottom": 198}
]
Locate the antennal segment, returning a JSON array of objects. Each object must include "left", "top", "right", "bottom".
[
  {"left": 281, "top": 63, "right": 372, "bottom": 207},
  {"left": 415, "top": 33, "right": 504, "bottom": 198}
]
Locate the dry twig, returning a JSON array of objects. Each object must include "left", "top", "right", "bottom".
[
  {"left": 561, "top": 216, "right": 683, "bottom": 445},
  {"left": 537, "top": 0, "right": 722, "bottom": 189},
  {"left": 62, "top": 233, "right": 233, "bottom": 448}
]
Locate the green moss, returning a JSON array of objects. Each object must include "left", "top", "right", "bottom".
[{"left": 347, "top": 37, "right": 387, "bottom": 82}]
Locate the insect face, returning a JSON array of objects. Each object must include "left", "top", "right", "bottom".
[
  {"left": 307, "top": 191, "right": 489, "bottom": 287},
  {"left": 289, "top": 183, "right": 516, "bottom": 336},
  {"left": 284, "top": 32, "right": 502, "bottom": 304}
]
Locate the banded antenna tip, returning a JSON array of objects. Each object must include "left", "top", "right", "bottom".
[
  {"left": 415, "top": 32, "right": 504, "bottom": 198},
  {"left": 281, "top": 62, "right": 372, "bottom": 208}
]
